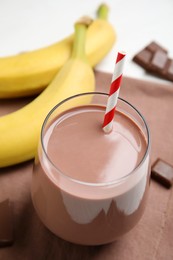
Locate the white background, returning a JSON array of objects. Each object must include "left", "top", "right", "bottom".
[{"left": 0, "top": 0, "right": 173, "bottom": 83}]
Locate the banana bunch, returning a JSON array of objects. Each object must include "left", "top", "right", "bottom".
[
  {"left": 0, "top": 17, "right": 95, "bottom": 167},
  {"left": 0, "top": 4, "right": 116, "bottom": 167},
  {"left": 0, "top": 4, "right": 116, "bottom": 98}
]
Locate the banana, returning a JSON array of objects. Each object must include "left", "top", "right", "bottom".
[
  {"left": 0, "top": 4, "right": 116, "bottom": 98},
  {"left": 0, "top": 18, "right": 95, "bottom": 167}
]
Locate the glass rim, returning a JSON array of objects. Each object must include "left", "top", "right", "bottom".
[{"left": 41, "top": 91, "right": 150, "bottom": 187}]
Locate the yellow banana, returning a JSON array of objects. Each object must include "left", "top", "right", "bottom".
[
  {"left": 0, "top": 4, "right": 116, "bottom": 98},
  {"left": 0, "top": 18, "right": 95, "bottom": 167}
]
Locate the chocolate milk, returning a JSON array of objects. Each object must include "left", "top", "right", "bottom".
[{"left": 31, "top": 105, "right": 150, "bottom": 245}]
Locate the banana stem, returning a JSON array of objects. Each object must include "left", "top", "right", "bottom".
[
  {"left": 72, "top": 17, "right": 92, "bottom": 61},
  {"left": 97, "top": 4, "right": 109, "bottom": 20}
]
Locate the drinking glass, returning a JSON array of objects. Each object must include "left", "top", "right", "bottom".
[{"left": 31, "top": 92, "right": 150, "bottom": 245}]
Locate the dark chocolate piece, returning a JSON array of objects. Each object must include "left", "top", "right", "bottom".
[
  {"left": 132, "top": 41, "right": 173, "bottom": 82},
  {"left": 151, "top": 159, "right": 173, "bottom": 188},
  {"left": 0, "top": 199, "right": 14, "bottom": 247}
]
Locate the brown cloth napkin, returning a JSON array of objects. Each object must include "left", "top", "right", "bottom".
[{"left": 0, "top": 71, "right": 173, "bottom": 260}]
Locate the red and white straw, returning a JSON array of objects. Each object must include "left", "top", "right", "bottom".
[{"left": 102, "top": 51, "right": 126, "bottom": 133}]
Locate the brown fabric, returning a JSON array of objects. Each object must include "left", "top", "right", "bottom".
[{"left": 0, "top": 71, "right": 173, "bottom": 260}]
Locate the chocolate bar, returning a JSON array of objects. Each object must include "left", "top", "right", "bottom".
[
  {"left": 0, "top": 199, "right": 14, "bottom": 247},
  {"left": 151, "top": 158, "right": 173, "bottom": 188},
  {"left": 133, "top": 41, "right": 173, "bottom": 82}
]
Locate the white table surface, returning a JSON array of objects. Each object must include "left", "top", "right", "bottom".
[{"left": 0, "top": 0, "right": 173, "bottom": 84}]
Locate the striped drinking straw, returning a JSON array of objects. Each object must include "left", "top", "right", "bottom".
[{"left": 102, "top": 51, "right": 126, "bottom": 133}]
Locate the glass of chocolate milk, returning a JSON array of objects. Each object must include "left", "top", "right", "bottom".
[{"left": 31, "top": 92, "right": 150, "bottom": 245}]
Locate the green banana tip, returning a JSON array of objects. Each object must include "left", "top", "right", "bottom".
[{"left": 97, "top": 3, "right": 109, "bottom": 20}]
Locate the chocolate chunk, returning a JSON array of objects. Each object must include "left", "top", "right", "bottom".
[
  {"left": 0, "top": 199, "right": 14, "bottom": 247},
  {"left": 151, "top": 159, "right": 173, "bottom": 188},
  {"left": 132, "top": 41, "right": 173, "bottom": 82}
]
